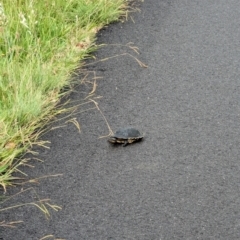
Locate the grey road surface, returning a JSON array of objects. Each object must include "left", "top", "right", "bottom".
[{"left": 2, "top": 0, "right": 240, "bottom": 239}]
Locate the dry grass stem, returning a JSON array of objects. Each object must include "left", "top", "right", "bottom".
[{"left": 89, "top": 99, "right": 114, "bottom": 138}]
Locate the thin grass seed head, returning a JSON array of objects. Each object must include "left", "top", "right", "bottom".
[
  {"left": 19, "top": 12, "right": 30, "bottom": 32},
  {"left": 0, "top": 2, "right": 7, "bottom": 26}
]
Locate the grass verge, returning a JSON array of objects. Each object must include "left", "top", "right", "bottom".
[{"left": 0, "top": 0, "right": 129, "bottom": 191}]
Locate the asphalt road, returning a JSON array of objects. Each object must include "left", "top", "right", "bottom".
[{"left": 2, "top": 0, "right": 240, "bottom": 239}]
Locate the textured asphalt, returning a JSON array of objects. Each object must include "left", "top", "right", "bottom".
[{"left": 2, "top": 0, "right": 240, "bottom": 239}]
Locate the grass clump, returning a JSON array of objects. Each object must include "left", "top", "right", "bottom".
[{"left": 0, "top": 0, "right": 128, "bottom": 191}]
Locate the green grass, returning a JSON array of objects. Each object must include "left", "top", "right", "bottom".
[{"left": 0, "top": 0, "right": 129, "bottom": 191}]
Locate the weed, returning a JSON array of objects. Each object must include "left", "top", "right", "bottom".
[{"left": 0, "top": 0, "right": 128, "bottom": 190}]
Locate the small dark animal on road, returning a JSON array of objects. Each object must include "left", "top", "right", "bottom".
[{"left": 108, "top": 127, "right": 143, "bottom": 147}]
